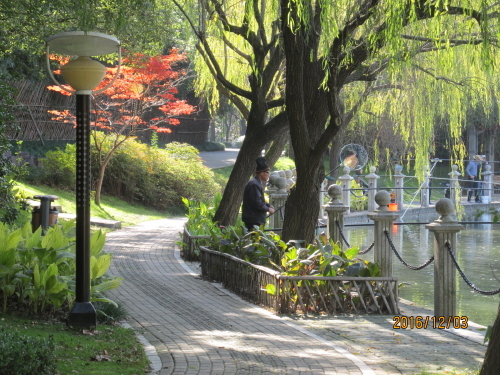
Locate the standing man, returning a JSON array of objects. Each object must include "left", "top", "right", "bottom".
[
  {"left": 465, "top": 155, "right": 483, "bottom": 203},
  {"left": 242, "top": 157, "right": 275, "bottom": 231}
]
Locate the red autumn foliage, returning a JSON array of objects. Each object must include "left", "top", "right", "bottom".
[
  {"left": 46, "top": 50, "right": 196, "bottom": 206},
  {"left": 47, "top": 49, "right": 195, "bottom": 134}
]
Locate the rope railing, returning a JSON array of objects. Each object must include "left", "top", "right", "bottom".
[
  {"left": 445, "top": 242, "right": 500, "bottom": 296},
  {"left": 383, "top": 230, "right": 435, "bottom": 270},
  {"left": 335, "top": 220, "right": 375, "bottom": 254}
]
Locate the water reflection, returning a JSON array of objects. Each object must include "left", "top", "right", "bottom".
[{"left": 345, "top": 215, "right": 500, "bottom": 326}]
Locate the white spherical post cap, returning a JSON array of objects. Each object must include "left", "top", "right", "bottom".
[
  {"left": 375, "top": 190, "right": 391, "bottom": 211},
  {"left": 435, "top": 198, "right": 456, "bottom": 222}
]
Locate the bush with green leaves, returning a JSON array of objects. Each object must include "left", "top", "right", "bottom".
[
  {"left": 275, "top": 238, "right": 380, "bottom": 277},
  {"left": 20, "top": 133, "right": 220, "bottom": 211},
  {"left": 0, "top": 219, "right": 122, "bottom": 315},
  {"left": 194, "top": 141, "right": 225, "bottom": 152},
  {"left": 0, "top": 80, "right": 26, "bottom": 224},
  {"left": 209, "top": 226, "right": 287, "bottom": 267},
  {"left": 0, "top": 328, "right": 56, "bottom": 375}
]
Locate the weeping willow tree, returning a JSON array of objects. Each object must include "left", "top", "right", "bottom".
[
  {"left": 278, "top": 0, "right": 500, "bottom": 243},
  {"left": 172, "top": 0, "right": 500, "bottom": 239},
  {"left": 340, "top": 45, "right": 499, "bottom": 177},
  {"left": 172, "top": 0, "right": 289, "bottom": 226}
]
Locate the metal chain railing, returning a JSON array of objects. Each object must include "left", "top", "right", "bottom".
[
  {"left": 445, "top": 242, "right": 500, "bottom": 295},
  {"left": 336, "top": 220, "right": 374, "bottom": 254},
  {"left": 359, "top": 242, "right": 375, "bottom": 254},
  {"left": 384, "top": 230, "right": 434, "bottom": 270}
]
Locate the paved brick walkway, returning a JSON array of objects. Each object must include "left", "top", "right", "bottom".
[{"left": 106, "top": 218, "right": 487, "bottom": 375}]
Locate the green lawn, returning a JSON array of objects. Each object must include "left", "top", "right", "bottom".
[
  {"left": 15, "top": 181, "right": 170, "bottom": 227},
  {"left": 0, "top": 317, "right": 150, "bottom": 374}
]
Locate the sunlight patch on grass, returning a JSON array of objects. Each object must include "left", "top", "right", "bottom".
[{"left": 15, "top": 181, "right": 169, "bottom": 227}]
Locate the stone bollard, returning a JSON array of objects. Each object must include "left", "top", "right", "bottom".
[
  {"left": 337, "top": 166, "right": 353, "bottom": 214},
  {"left": 482, "top": 164, "right": 493, "bottom": 203},
  {"left": 425, "top": 198, "right": 463, "bottom": 318},
  {"left": 267, "top": 172, "right": 279, "bottom": 195},
  {"left": 269, "top": 177, "right": 288, "bottom": 230},
  {"left": 366, "top": 166, "right": 380, "bottom": 212},
  {"left": 394, "top": 164, "right": 405, "bottom": 210},
  {"left": 323, "top": 184, "right": 348, "bottom": 248},
  {"left": 367, "top": 191, "right": 400, "bottom": 277},
  {"left": 421, "top": 165, "right": 430, "bottom": 208},
  {"left": 318, "top": 179, "right": 328, "bottom": 219},
  {"left": 448, "top": 165, "right": 461, "bottom": 205}
]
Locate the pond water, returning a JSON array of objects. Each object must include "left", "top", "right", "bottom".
[{"left": 343, "top": 214, "right": 500, "bottom": 327}]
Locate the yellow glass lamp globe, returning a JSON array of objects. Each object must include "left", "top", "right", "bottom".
[{"left": 60, "top": 56, "right": 106, "bottom": 91}]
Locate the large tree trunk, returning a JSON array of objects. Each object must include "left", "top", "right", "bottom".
[
  {"left": 213, "top": 112, "right": 289, "bottom": 226},
  {"left": 279, "top": 0, "right": 344, "bottom": 243},
  {"left": 480, "top": 302, "right": 500, "bottom": 375},
  {"left": 281, "top": 161, "right": 323, "bottom": 243}
]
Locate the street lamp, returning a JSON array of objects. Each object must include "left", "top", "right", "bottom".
[{"left": 46, "top": 31, "right": 121, "bottom": 327}]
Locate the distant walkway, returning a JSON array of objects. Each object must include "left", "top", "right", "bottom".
[
  {"left": 107, "top": 218, "right": 487, "bottom": 375},
  {"left": 199, "top": 148, "right": 239, "bottom": 169}
]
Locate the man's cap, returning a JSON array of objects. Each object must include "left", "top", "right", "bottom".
[
  {"left": 256, "top": 157, "right": 270, "bottom": 172},
  {"left": 473, "top": 155, "right": 482, "bottom": 161}
]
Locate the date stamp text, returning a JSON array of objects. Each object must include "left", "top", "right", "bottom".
[{"left": 392, "top": 316, "right": 468, "bottom": 329}]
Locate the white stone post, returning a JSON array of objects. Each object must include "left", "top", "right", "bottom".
[
  {"left": 367, "top": 191, "right": 400, "bottom": 277},
  {"left": 319, "top": 179, "right": 328, "bottom": 219},
  {"left": 267, "top": 172, "right": 279, "bottom": 196},
  {"left": 421, "top": 165, "right": 430, "bottom": 208},
  {"left": 482, "top": 164, "right": 493, "bottom": 203},
  {"left": 448, "top": 165, "right": 461, "bottom": 205},
  {"left": 366, "top": 166, "right": 379, "bottom": 212},
  {"left": 338, "top": 167, "right": 353, "bottom": 214},
  {"left": 284, "top": 169, "right": 294, "bottom": 191},
  {"left": 323, "top": 184, "right": 348, "bottom": 248},
  {"left": 269, "top": 177, "right": 288, "bottom": 229},
  {"left": 425, "top": 198, "right": 463, "bottom": 318},
  {"left": 394, "top": 164, "right": 405, "bottom": 210}
]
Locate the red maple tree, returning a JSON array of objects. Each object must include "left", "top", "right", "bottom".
[{"left": 47, "top": 50, "right": 195, "bottom": 205}]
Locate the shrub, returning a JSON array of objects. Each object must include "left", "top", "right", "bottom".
[
  {"left": 100, "top": 138, "right": 219, "bottom": 210},
  {"left": 0, "top": 156, "right": 27, "bottom": 225},
  {"left": 94, "top": 301, "right": 128, "bottom": 324},
  {"left": 0, "top": 220, "right": 122, "bottom": 316},
  {"left": 230, "top": 136, "right": 245, "bottom": 148},
  {"left": 274, "top": 157, "right": 295, "bottom": 171},
  {"left": 40, "top": 145, "right": 77, "bottom": 188},
  {"left": 0, "top": 328, "right": 56, "bottom": 375},
  {"left": 193, "top": 141, "right": 225, "bottom": 152},
  {"left": 20, "top": 133, "right": 220, "bottom": 211}
]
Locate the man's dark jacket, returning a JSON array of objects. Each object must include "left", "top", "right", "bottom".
[{"left": 242, "top": 176, "right": 270, "bottom": 227}]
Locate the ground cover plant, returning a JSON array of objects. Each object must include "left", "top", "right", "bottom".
[
  {"left": 182, "top": 198, "right": 381, "bottom": 277},
  {"left": 0, "top": 316, "right": 149, "bottom": 375},
  {"left": 0, "top": 220, "right": 121, "bottom": 316}
]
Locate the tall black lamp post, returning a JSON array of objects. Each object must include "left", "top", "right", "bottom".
[{"left": 46, "top": 31, "right": 121, "bottom": 327}]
